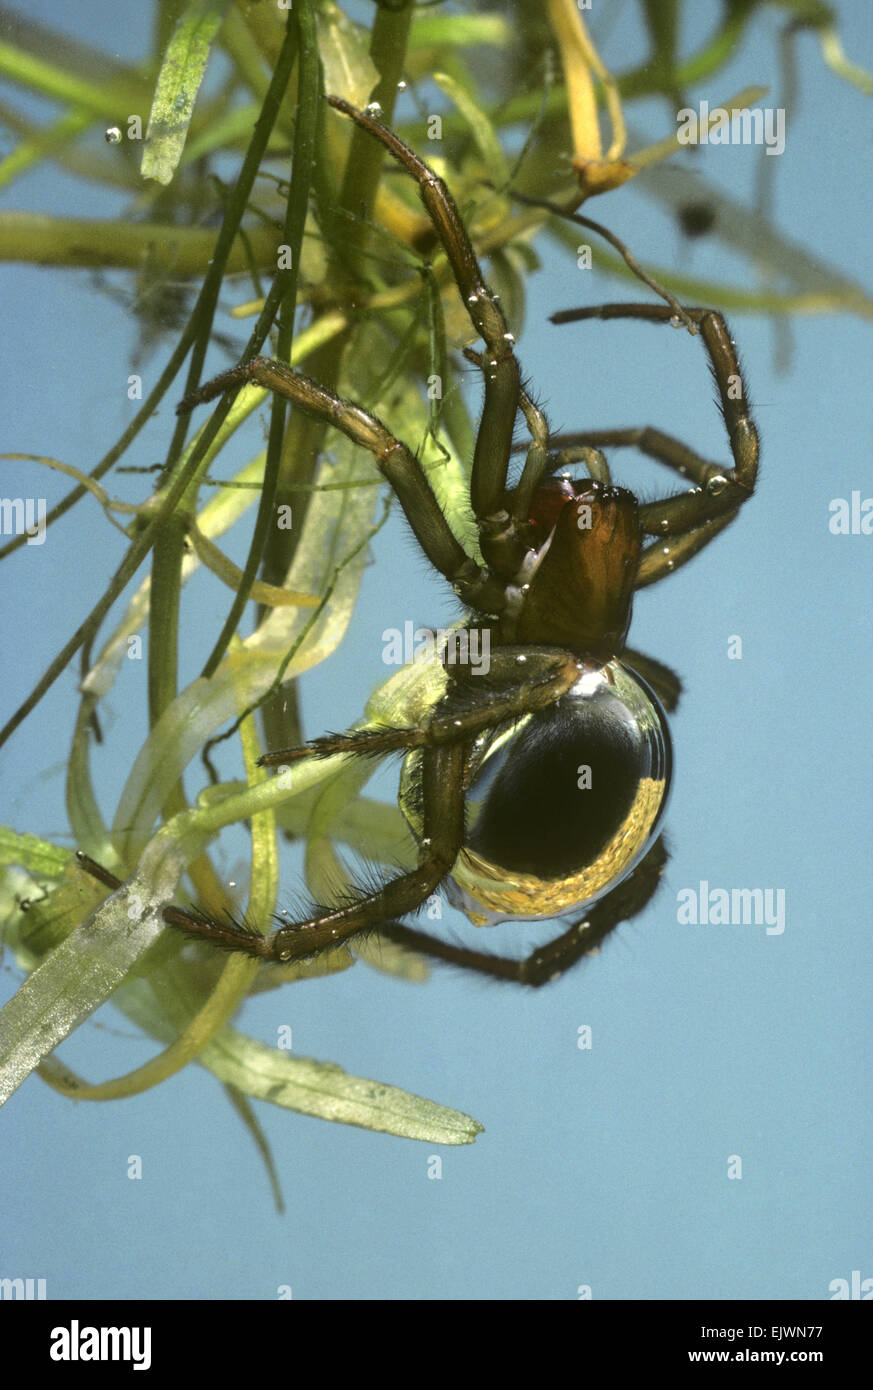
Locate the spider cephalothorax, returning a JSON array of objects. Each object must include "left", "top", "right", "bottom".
[
  {"left": 499, "top": 476, "right": 642, "bottom": 658},
  {"left": 79, "top": 96, "right": 757, "bottom": 987}
]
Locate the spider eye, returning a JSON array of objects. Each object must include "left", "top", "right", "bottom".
[{"left": 406, "top": 662, "right": 671, "bottom": 926}]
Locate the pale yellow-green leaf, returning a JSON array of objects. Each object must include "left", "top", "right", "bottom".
[
  {"left": 194, "top": 1028, "right": 483, "bottom": 1143},
  {"left": 316, "top": 2, "right": 379, "bottom": 106},
  {"left": 0, "top": 835, "right": 196, "bottom": 1105}
]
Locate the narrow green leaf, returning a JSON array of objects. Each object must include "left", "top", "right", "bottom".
[
  {"left": 0, "top": 827, "right": 69, "bottom": 879},
  {"left": 197, "top": 1028, "right": 484, "bottom": 1144},
  {"left": 223, "top": 1084, "right": 286, "bottom": 1213},
  {"left": 410, "top": 14, "right": 510, "bottom": 49},
  {"left": 0, "top": 839, "right": 193, "bottom": 1106},
  {"left": 433, "top": 71, "right": 509, "bottom": 185},
  {"left": 141, "top": 0, "right": 229, "bottom": 185}
]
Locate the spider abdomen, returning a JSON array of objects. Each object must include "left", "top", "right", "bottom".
[
  {"left": 466, "top": 694, "right": 647, "bottom": 877},
  {"left": 401, "top": 663, "right": 670, "bottom": 927}
]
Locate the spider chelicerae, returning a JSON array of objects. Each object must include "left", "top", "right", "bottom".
[{"left": 80, "top": 96, "right": 758, "bottom": 986}]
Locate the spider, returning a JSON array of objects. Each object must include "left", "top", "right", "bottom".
[{"left": 80, "top": 96, "right": 758, "bottom": 987}]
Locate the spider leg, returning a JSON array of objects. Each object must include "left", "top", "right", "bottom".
[
  {"left": 547, "top": 426, "right": 722, "bottom": 515},
  {"left": 619, "top": 648, "right": 682, "bottom": 712},
  {"left": 377, "top": 835, "right": 669, "bottom": 987},
  {"left": 258, "top": 647, "right": 581, "bottom": 764},
  {"left": 78, "top": 652, "right": 582, "bottom": 963},
  {"left": 637, "top": 509, "right": 739, "bottom": 587},
  {"left": 329, "top": 98, "right": 531, "bottom": 580},
  {"left": 463, "top": 345, "right": 551, "bottom": 540},
  {"left": 550, "top": 304, "right": 758, "bottom": 546},
  {"left": 79, "top": 824, "right": 668, "bottom": 983},
  {"left": 80, "top": 743, "right": 467, "bottom": 963},
  {"left": 548, "top": 444, "right": 612, "bottom": 485},
  {"left": 178, "top": 357, "right": 508, "bottom": 615}
]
